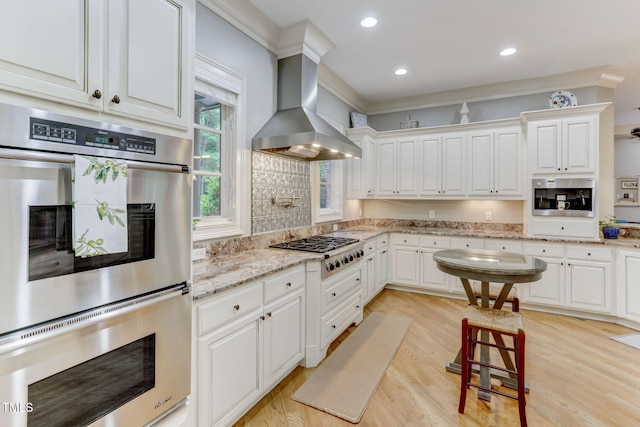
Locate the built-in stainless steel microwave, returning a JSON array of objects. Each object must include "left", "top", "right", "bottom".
[{"left": 532, "top": 178, "right": 595, "bottom": 217}]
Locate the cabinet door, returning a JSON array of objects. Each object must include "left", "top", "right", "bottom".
[
  {"left": 563, "top": 117, "right": 596, "bottom": 173},
  {"left": 441, "top": 134, "right": 466, "bottom": 195},
  {"left": 419, "top": 248, "right": 448, "bottom": 290},
  {"left": 199, "top": 313, "right": 262, "bottom": 427},
  {"left": 418, "top": 136, "right": 442, "bottom": 196},
  {"left": 346, "top": 138, "right": 364, "bottom": 199},
  {"left": 566, "top": 260, "right": 612, "bottom": 313},
  {"left": 530, "top": 121, "right": 561, "bottom": 174},
  {"left": 377, "top": 139, "right": 396, "bottom": 196},
  {"left": 263, "top": 290, "right": 305, "bottom": 389},
  {"left": 494, "top": 128, "right": 521, "bottom": 196},
  {"left": 391, "top": 245, "right": 419, "bottom": 286},
  {"left": 376, "top": 247, "right": 388, "bottom": 293},
  {"left": 468, "top": 132, "right": 494, "bottom": 195},
  {"left": 364, "top": 255, "right": 376, "bottom": 301},
  {"left": 364, "top": 136, "right": 377, "bottom": 196},
  {"left": 524, "top": 257, "right": 565, "bottom": 306},
  {"left": 0, "top": 0, "right": 102, "bottom": 108},
  {"left": 396, "top": 138, "right": 417, "bottom": 195},
  {"left": 618, "top": 251, "right": 640, "bottom": 323},
  {"left": 106, "top": 0, "right": 189, "bottom": 128}
]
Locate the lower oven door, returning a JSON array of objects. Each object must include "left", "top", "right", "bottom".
[
  {"left": 0, "top": 285, "right": 191, "bottom": 427},
  {"left": 0, "top": 151, "right": 191, "bottom": 336}
]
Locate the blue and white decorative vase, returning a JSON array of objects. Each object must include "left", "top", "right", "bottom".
[{"left": 602, "top": 227, "right": 619, "bottom": 239}]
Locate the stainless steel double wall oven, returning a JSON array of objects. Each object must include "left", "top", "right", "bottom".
[{"left": 0, "top": 103, "right": 192, "bottom": 427}]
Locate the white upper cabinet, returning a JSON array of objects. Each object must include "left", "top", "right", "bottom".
[
  {"left": 528, "top": 116, "right": 597, "bottom": 175},
  {"left": 418, "top": 133, "right": 466, "bottom": 197},
  {"left": 377, "top": 137, "right": 418, "bottom": 197},
  {"left": 0, "top": 0, "right": 192, "bottom": 130},
  {"left": 346, "top": 131, "right": 376, "bottom": 198},
  {"left": 468, "top": 127, "right": 522, "bottom": 197}
]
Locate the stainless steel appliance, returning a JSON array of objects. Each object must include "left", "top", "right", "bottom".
[
  {"left": 271, "top": 235, "right": 364, "bottom": 278},
  {"left": 0, "top": 102, "right": 192, "bottom": 426},
  {"left": 532, "top": 178, "right": 595, "bottom": 217}
]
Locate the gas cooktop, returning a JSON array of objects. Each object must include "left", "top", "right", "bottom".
[{"left": 270, "top": 236, "right": 359, "bottom": 253}]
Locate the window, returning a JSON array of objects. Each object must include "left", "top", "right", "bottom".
[
  {"left": 193, "top": 54, "right": 248, "bottom": 240},
  {"left": 313, "top": 115, "right": 344, "bottom": 223}
]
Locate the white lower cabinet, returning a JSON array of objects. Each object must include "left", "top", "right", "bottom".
[
  {"left": 617, "top": 250, "right": 640, "bottom": 323},
  {"left": 522, "top": 243, "right": 613, "bottom": 314},
  {"left": 195, "top": 266, "right": 305, "bottom": 427},
  {"left": 361, "top": 233, "right": 389, "bottom": 305},
  {"left": 390, "top": 233, "right": 450, "bottom": 291}
]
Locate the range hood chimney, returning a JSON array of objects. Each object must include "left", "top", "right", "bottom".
[{"left": 252, "top": 54, "right": 362, "bottom": 160}]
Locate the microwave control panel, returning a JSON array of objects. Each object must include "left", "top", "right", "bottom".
[{"left": 29, "top": 117, "right": 156, "bottom": 155}]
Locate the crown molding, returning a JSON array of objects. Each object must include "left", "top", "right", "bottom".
[{"left": 317, "top": 63, "right": 368, "bottom": 112}]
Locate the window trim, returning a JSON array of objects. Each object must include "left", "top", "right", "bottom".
[
  {"left": 192, "top": 53, "right": 249, "bottom": 241},
  {"left": 312, "top": 114, "right": 345, "bottom": 224}
]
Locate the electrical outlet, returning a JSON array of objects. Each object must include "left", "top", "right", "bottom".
[
  {"left": 485, "top": 211, "right": 493, "bottom": 221},
  {"left": 193, "top": 247, "right": 206, "bottom": 261},
  {"left": 429, "top": 210, "right": 435, "bottom": 219},
  {"left": 333, "top": 224, "right": 338, "bottom": 231}
]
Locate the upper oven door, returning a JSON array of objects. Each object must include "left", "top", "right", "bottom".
[{"left": 0, "top": 151, "right": 191, "bottom": 336}]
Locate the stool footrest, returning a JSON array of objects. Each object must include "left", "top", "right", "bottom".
[
  {"left": 466, "top": 382, "right": 519, "bottom": 400},
  {"left": 467, "top": 359, "right": 518, "bottom": 376},
  {"left": 471, "top": 338, "right": 516, "bottom": 352}
]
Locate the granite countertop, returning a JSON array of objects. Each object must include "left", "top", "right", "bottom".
[{"left": 192, "top": 226, "right": 640, "bottom": 301}]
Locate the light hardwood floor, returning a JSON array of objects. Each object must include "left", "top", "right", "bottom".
[{"left": 234, "top": 289, "right": 640, "bottom": 426}]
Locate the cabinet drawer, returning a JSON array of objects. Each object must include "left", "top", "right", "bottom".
[
  {"left": 566, "top": 245, "right": 612, "bottom": 262},
  {"left": 320, "top": 293, "right": 362, "bottom": 348},
  {"left": 531, "top": 219, "right": 595, "bottom": 240},
  {"left": 484, "top": 239, "right": 523, "bottom": 253},
  {"left": 450, "top": 237, "right": 484, "bottom": 250},
  {"left": 523, "top": 242, "right": 564, "bottom": 258},
  {"left": 197, "top": 281, "right": 263, "bottom": 335},
  {"left": 364, "top": 239, "right": 377, "bottom": 255},
  {"left": 322, "top": 269, "right": 361, "bottom": 312},
  {"left": 419, "top": 235, "right": 450, "bottom": 249},
  {"left": 264, "top": 264, "right": 305, "bottom": 304},
  {"left": 390, "top": 233, "right": 420, "bottom": 246},
  {"left": 376, "top": 234, "right": 388, "bottom": 248}
]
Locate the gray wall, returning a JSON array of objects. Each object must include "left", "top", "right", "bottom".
[{"left": 196, "top": 3, "right": 276, "bottom": 150}]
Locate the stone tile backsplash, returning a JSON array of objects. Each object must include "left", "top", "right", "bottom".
[{"left": 251, "top": 151, "right": 311, "bottom": 234}]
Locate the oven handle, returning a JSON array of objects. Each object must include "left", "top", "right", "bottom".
[
  {"left": 0, "top": 147, "right": 190, "bottom": 173},
  {"left": 0, "top": 283, "right": 190, "bottom": 353}
]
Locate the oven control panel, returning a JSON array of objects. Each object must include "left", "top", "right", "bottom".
[
  {"left": 323, "top": 243, "right": 365, "bottom": 279},
  {"left": 29, "top": 117, "right": 156, "bottom": 155}
]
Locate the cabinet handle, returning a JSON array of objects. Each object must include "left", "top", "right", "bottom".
[
  {"left": 267, "top": 312, "right": 272, "bottom": 317},
  {"left": 111, "top": 94, "right": 121, "bottom": 104},
  {"left": 332, "top": 325, "right": 336, "bottom": 329},
  {"left": 356, "top": 277, "right": 360, "bottom": 282},
  {"left": 332, "top": 292, "right": 336, "bottom": 297},
  {"left": 260, "top": 315, "right": 265, "bottom": 320},
  {"left": 382, "top": 250, "right": 387, "bottom": 254},
  {"left": 92, "top": 89, "right": 102, "bottom": 99},
  {"left": 356, "top": 305, "right": 361, "bottom": 309},
  {"left": 368, "top": 257, "right": 374, "bottom": 261},
  {"left": 233, "top": 304, "right": 240, "bottom": 311},
  {"left": 286, "top": 282, "right": 292, "bottom": 287}
]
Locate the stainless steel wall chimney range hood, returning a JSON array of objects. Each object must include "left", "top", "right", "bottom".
[{"left": 252, "top": 54, "right": 362, "bottom": 161}]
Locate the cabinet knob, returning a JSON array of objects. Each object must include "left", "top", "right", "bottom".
[
  {"left": 587, "top": 253, "right": 591, "bottom": 256},
  {"left": 111, "top": 94, "right": 121, "bottom": 104},
  {"left": 233, "top": 304, "right": 240, "bottom": 311},
  {"left": 332, "top": 325, "right": 336, "bottom": 329},
  {"left": 267, "top": 312, "right": 272, "bottom": 317},
  {"left": 260, "top": 315, "right": 265, "bottom": 320},
  {"left": 332, "top": 292, "right": 336, "bottom": 297},
  {"left": 356, "top": 305, "right": 361, "bottom": 309},
  {"left": 92, "top": 89, "right": 102, "bottom": 99},
  {"left": 286, "top": 282, "right": 292, "bottom": 287},
  {"left": 542, "top": 249, "right": 546, "bottom": 253}
]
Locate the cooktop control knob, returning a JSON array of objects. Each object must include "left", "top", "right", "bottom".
[
  {"left": 343, "top": 256, "right": 349, "bottom": 264},
  {"left": 349, "top": 254, "right": 354, "bottom": 261},
  {"left": 335, "top": 260, "right": 340, "bottom": 268},
  {"left": 326, "top": 262, "right": 335, "bottom": 271}
]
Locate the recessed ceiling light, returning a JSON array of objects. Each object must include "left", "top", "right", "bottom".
[
  {"left": 360, "top": 17, "right": 377, "bottom": 28},
  {"left": 395, "top": 68, "right": 407, "bottom": 76},
  {"left": 500, "top": 48, "right": 517, "bottom": 56}
]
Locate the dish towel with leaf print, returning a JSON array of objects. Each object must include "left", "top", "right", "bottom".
[{"left": 73, "top": 155, "right": 128, "bottom": 257}]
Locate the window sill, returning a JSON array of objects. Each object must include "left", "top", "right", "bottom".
[{"left": 193, "top": 220, "right": 244, "bottom": 241}]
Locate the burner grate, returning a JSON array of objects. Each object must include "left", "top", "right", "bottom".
[{"left": 270, "top": 236, "right": 359, "bottom": 253}]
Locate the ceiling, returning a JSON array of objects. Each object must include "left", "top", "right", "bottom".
[{"left": 248, "top": 0, "right": 640, "bottom": 130}]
